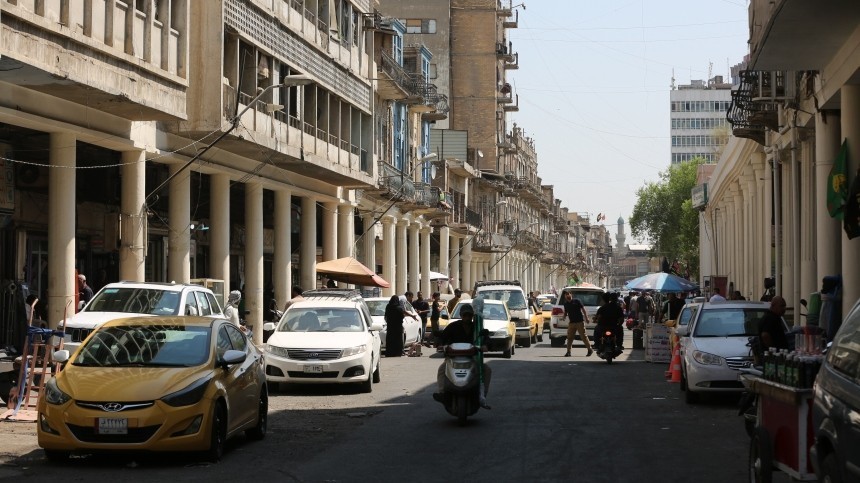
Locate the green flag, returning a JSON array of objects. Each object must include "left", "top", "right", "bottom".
[{"left": 827, "top": 140, "right": 849, "bottom": 220}]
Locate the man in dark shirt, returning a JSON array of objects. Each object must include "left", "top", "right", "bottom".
[
  {"left": 434, "top": 303, "right": 491, "bottom": 404},
  {"left": 412, "top": 291, "right": 430, "bottom": 341},
  {"left": 563, "top": 291, "right": 593, "bottom": 357},
  {"left": 594, "top": 292, "right": 625, "bottom": 351},
  {"left": 759, "top": 295, "right": 788, "bottom": 351},
  {"left": 661, "top": 293, "right": 686, "bottom": 322}
]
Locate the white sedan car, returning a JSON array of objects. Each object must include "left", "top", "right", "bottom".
[
  {"left": 263, "top": 299, "right": 382, "bottom": 393},
  {"left": 364, "top": 297, "right": 422, "bottom": 351}
]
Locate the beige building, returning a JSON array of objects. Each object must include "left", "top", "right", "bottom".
[{"left": 703, "top": 1, "right": 860, "bottom": 322}]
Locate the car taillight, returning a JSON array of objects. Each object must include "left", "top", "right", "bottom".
[
  {"left": 605, "top": 330, "right": 613, "bottom": 336},
  {"left": 551, "top": 307, "right": 564, "bottom": 316}
]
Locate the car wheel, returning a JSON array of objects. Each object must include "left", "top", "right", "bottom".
[
  {"left": 537, "top": 332, "right": 544, "bottom": 343},
  {"left": 372, "top": 359, "right": 381, "bottom": 383},
  {"left": 511, "top": 343, "right": 515, "bottom": 356},
  {"left": 749, "top": 427, "right": 773, "bottom": 483},
  {"left": 245, "top": 387, "right": 268, "bottom": 441},
  {"left": 679, "top": 365, "right": 688, "bottom": 391},
  {"left": 550, "top": 337, "right": 564, "bottom": 348},
  {"left": 360, "top": 370, "right": 373, "bottom": 393},
  {"left": 820, "top": 453, "right": 842, "bottom": 483},
  {"left": 44, "top": 450, "right": 70, "bottom": 464},
  {"left": 522, "top": 336, "right": 531, "bottom": 348},
  {"left": 503, "top": 346, "right": 512, "bottom": 358},
  {"left": 206, "top": 401, "right": 227, "bottom": 463}
]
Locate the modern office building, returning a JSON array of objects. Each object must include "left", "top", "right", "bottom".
[{"left": 670, "top": 76, "right": 733, "bottom": 165}]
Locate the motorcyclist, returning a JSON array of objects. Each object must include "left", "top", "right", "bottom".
[
  {"left": 593, "top": 292, "right": 625, "bottom": 352},
  {"left": 432, "top": 303, "right": 492, "bottom": 408}
]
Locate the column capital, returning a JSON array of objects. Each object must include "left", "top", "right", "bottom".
[
  {"left": 381, "top": 215, "right": 395, "bottom": 226},
  {"left": 420, "top": 225, "right": 432, "bottom": 235},
  {"left": 397, "top": 218, "right": 410, "bottom": 227}
]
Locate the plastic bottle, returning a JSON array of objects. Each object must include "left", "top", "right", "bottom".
[{"left": 763, "top": 348, "right": 773, "bottom": 380}]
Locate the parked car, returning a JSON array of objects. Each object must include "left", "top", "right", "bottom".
[
  {"left": 548, "top": 286, "right": 606, "bottom": 347},
  {"left": 263, "top": 290, "right": 382, "bottom": 393},
  {"left": 540, "top": 301, "right": 554, "bottom": 332},
  {"left": 38, "top": 316, "right": 266, "bottom": 462},
  {"left": 810, "top": 298, "right": 860, "bottom": 482},
  {"left": 363, "top": 296, "right": 422, "bottom": 351},
  {"left": 674, "top": 301, "right": 702, "bottom": 355},
  {"left": 60, "top": 282, "right": 225, "bottom": 355},
  {"left": 451, "top": 299, "right": 516, "bottom": 358},
  {"left": 473, "top": 280, "right": 533, "bottom": 349},
  {"left": 675, "top": 301, "right": 786, "bottom": 404}
]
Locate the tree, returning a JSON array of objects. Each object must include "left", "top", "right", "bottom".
[{"left": 628, "top": 159, "right": 704, "bottom": 279}]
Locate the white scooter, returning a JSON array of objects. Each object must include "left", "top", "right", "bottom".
[{"left": 438, "top": 342, "right": 484, "bottom": 425}]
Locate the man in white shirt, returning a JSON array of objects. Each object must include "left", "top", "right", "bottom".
[{"left": 709, "top": 287, "right": 727, "bottom": 302}]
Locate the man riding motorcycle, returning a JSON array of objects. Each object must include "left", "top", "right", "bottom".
[
  {"left": 593, "top": 292, "right": 625, "bottom": 352},
  {"left": 432, "top": 303, "right": 492, "bottom": 408}
]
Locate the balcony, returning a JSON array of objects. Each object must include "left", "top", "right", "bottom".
[
  {"left": 503, "top": 9, "right": 519, "bottom": 29},
  {"left": 371, "top": 161, "right": 416, "bottom": 199},
  {"left": 503, "top": 95, "right": 520, "bottom": 112},
  {"left": 727, "top": 71, "right": 794, "bottom": 146},
  {"left": 473, "top": 232, "right": 509, "bottom": 253},
  {"left": 495, "top": 42, "right": 515, "bottom": 63},
  {"left": 554, "top": 219, "right": 570, "bottom": 233},
  {"left": 414, "top": 187, "right": 454, "bottom": 219},
  {"left": 378, "top": 51, "right": 421, "bottom": 101},
  {"left": 748, "top": 0, "right": 860, "bottom": 71},
  {"left": 422, "top": 93, "right": 450, "bottom": 122},
  {"left": 504, "top": 52, "right": 519, "bottom": 70}
]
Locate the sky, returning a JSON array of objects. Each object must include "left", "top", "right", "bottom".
[{"left": 508, "top": 0, "right": 749, "bottom": 243}]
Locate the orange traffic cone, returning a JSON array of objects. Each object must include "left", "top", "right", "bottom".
[{"left": 665, "top": 344, "right": 682, "bottom": 383}]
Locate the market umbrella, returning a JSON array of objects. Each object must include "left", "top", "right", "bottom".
[
  {"left": 316, "top": 257, "right": 390, "bottom": 288},
  {"left": 422, "top": 271, "right": 449, "bottom": 281},
  {"left": 624, "top": 272, "right": 699, "bottom": 293}
]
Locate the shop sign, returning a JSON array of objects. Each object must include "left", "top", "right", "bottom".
[{"left": 691, "top": 183, "right": 708, "bottom": 210}]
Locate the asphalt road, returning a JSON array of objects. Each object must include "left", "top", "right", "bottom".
[{"left": 0, "top": 330, "right": 794, "bottom": 482}]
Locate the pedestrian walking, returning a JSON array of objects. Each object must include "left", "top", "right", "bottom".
[
  {"left": 638, "top": 291, "right": 655, "bottom": 326},
  {"left": 447, "top": 288, "right": 462, "bottom": 313},
  {"left": 224, "top": 290, "right": 242, "bottom": 327},
  {"left": 429, "top": 291, "right": 442, "bottom": 345},
  {"left": 562, "top": 291, "right": 593, "bottom": 357}
]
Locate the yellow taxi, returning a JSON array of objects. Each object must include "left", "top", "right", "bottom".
[{"left": 38, "top": 316, "right": 267, "bottom": 462}]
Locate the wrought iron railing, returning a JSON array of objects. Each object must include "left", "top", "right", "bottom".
[{"left": 380, "top": 51, "right": 420, "bottom": 97}]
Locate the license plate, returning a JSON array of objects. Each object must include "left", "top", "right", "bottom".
[
  {"left": 97, "top": 418, "right": 128, "bottom": 435},
  {"left": 303, "top": 364, "right": 323, "bottom": 373}
]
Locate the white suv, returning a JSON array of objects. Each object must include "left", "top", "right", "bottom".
[
  {"left": 61, "top": 281, "right": 224, "bottom": 354},
  {"left": 473, "top": 280, "right": 532, "bottom": 346},
  {"left": 548, "top": 286, "right": 606, "bottom": 347}
]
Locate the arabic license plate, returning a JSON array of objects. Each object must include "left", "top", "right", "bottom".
[
  {"left": 303, "top": 364, "right": 324, "bottom": 374},
  {"left": 97, "top": 418, "right": 128, "bottom": 435}
]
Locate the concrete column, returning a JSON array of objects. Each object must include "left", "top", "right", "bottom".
[
  {"left": 420, "top": 226, "right": 431, "bottom": 295},
  {"left": 273, "top": 189, "right": 291, "bottom": 308},
  {"left": 470, "top": 258, "right": 479, "bottom": 286},
  {"left": 322, "top": 201, "right": 337, "bottom": 261},
  {"left": 168, "top": 163, "right": 191, "bottom": 283},
  {"left": 362, "top": 213, "right": 377, "bottom": 274},
  {"left": 764, "top": 157, "right": 773, "bottom": 284},
  {"left": 439, "top": 226, "right": 450, "bottom": 275},
  {"left": 396, "top": 219, "right": 408, "bottom": 294},
  {"left": 800, "top": 140, "right": 817, "bottom": 304},
  {"left": 48, "top": 133, "right": 76, "bottom": 328},
  {"left": 408, "top": 222, "right": 419, "bottom": 292},
  {"left": 462, "top": 238, "right": 472, "bottom": 293},
  {"left": 337, "top": 202, "right": 353, "bottom": 259},
  {"left": 210, "top": 174, "right": 230, "bottom": 295},
  {"left": 449, "top": 237, "right": 460, "bottom": 291},
  {"left": 815, "top": 110, "right": 842, "bottom": 283},
  {"left": 301, "top": 197, "right": 317, "bottom": 290},
  {"left": 841, "top": 85, "right": 860, "bottom": 316},
  {"left": 245, "top": 183, "right": 264, "bottom": 344},
  {"left": 490, "top": 253, "right": 498, "bottom": 280},
  {"left": 382, "top": 217, "right": 395, "bottom": 297},
  {"left": 120, "top": 150, "right": 145, "bottom": 281}
]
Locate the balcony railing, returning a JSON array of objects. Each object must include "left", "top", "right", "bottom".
[
  {"left": 375, "top": 161, "right": 416, "bottom": 199},
  {"left": 727, "top": 70, "right": 793, "bottom": 146},
  {"left": 379, "top": 51, "right": 421, "bottom": 100}
]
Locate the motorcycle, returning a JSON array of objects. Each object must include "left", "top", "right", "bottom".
[
  {"left": 596, "top": 328, "right": 623, "bottom": 364},
  {"left": 438, "top": 342, "right": 485, "bottom": 425}
]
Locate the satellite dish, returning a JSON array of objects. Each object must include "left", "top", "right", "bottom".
[{"left": 430, "top": 165, "right": 437, "bottom": 180}]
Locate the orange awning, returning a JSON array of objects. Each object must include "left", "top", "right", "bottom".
[{"left": 316, "top": 257, "right": 390, "bottom": 288}]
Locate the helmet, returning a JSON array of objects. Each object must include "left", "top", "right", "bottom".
[{"left": 459, "top": 304, "right": 474, "bottom": 317}]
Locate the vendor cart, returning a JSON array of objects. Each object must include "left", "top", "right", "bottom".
[{"left": 741, "top": 374, "right": 817, "bottom": 482}]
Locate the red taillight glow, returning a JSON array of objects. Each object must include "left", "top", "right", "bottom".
[
  {"left": 551, "top": 307, "right": 564, "bottom": 316},
  {"left": 604, "top": 331, "right": 613, "bottom": 336}
]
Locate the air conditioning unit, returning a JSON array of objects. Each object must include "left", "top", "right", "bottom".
[{"left": 15, "top": 164, "right": 47, "bottom": 189}]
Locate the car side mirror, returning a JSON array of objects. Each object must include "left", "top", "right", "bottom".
[
  {"left": 220, "top": 349, "right": 246, "bottom": 368},
  {"left": 370, "top": 322, "right": 385, "bottom": 331},
  {"left": 675, "top": 326, "right": 689, "bottom": 337},
  {"left": 263, "top": 322, "right": 276, "bottom": 332},
  {"left": 52, "top": 349, "right": 70, "bottom": 363}
]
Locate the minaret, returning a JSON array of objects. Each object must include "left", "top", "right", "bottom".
[{"left": 616, "top": 216, "right": 627, "bottom": 258}]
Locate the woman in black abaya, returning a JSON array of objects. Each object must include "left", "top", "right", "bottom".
[{"left": 384, "top": 295, "right": 405, "bottom": 357}]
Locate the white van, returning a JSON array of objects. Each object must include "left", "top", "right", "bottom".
[
  {"left": 548, "top": 286, "right": 606, "bottom": 347},
  {"left": 473, "top": 280, "right": 532, "bottom": 346}
]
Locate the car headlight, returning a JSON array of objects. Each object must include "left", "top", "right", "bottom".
[
  {"left": 266, "top": 344, "right": 289, "bottom": 358},
  {"left": 492, "top": 330, "right": 508, "bottom": 337},
  {"left": 341, "top": 345, "right": 367, "bottom": 357},
  {"left": 692, "top": 350, "right": 723, "bottom": 366},
  {"left": 161, "top": 375, "right": 212, "bottom": 407},
  {"left": 45, "top": 377, "right": 71, "bottom": 406}
]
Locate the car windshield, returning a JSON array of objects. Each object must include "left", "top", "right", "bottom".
[
  {"left": 278, "top": 308, "right": 364, "bottom": 332},
  {"left": 693, "top": 308, "right": 769, "bottom": 337},
  {"left": 479, "top": 289, "right": 526, "bottom": 309},
  {"left": 85, "top": 288, "right": 182, "bottom": 316},
  {"left": 453, "top": 303, "right": 506, "bottom": 320},
  {"left": 365, "top": 300, "right": 387, "bottom": 317},
  {"left": 542, "top": 302, "right": 553, "bottom": 311},
  {"left": 564, "top": 291, "right": 603, "bottom": 306},
  {"left": 73, "top": 325, "right": 210, "bottom": 367}
]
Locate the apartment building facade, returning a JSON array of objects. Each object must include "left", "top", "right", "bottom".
[{"left": 670, "top": 77, "right": 733, "bottom": 165}]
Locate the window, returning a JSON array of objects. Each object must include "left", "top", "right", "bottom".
[
  {"left": 393, "top": 32, "right": 403, "bottom": 63},
  {"left": 205, "top": 292, "right": 221, "bottom": 314},
  {"left": 827, "top": 306, "right": 860, "bottom": 379},
  {"left": 195, "top": 291, "right": 213, "bottom": 316},
  {"left": 216, "top": 326, "right": 232, "bottom": 359},
  {"left": 402, "top": 18, "right": 437, "bottom": 34},
  {"left": 224, "top": 324, "right": 248, "bottom": 352},
  {"left": 184, "top": 293, "right": 200, "bottom": 316}
]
